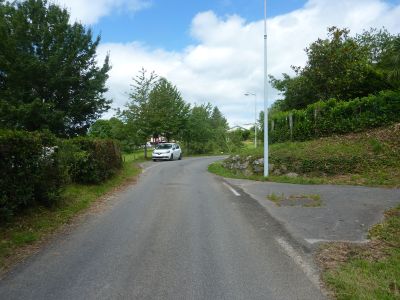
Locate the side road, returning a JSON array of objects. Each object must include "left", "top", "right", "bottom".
[{"left": 223, "top": 178, "right": 400, "bottom": 249}]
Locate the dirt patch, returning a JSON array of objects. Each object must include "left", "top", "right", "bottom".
[
  {"left": 316, "top": 240, "right": 391, "bottom": 273},
  {"left": 267, "top": 192, "right": 322, "bottom": 207}
]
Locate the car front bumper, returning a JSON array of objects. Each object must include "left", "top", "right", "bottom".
[{"left": 152, "top": 153, "right": 171, "bottom": 160}]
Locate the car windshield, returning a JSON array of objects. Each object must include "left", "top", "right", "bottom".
[{"left": 156, "top": 144, "right": 173, "bottom": 150}]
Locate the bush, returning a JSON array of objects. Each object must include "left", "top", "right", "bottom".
[
  {"left": 0, "top": 130, "right": 64, "bottom": 220},
  {"left": 60, "top": 137, "right": 122, "bottom": 184},
  {"left": 269, "top": 90, "right": 400, "bottom": 143}
]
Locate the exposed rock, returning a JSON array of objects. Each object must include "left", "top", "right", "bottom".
[
  {"left": 222, "top": 155, "right": 299, "bottom": 178},
  {"left": 253, "top": 158, "right": 264, "bottom": 165},
  {"left": 243, "top": 169, "right": 253, "bottom": 177},
  {"left": 273, "top": 169, "right": 282, "bottom": 176},
  {"left": 286, "top": 172, "right": 299, "bottom": 178},
  {"left": 238, "top": 161, "right": 249, "bottom": 170},
  {"left": 253, "top": 165, "right": 263, "bottom": 174}
]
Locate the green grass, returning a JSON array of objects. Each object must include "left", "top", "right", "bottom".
[
  {"left": 322, "top": 206, "right": 400, "bottom": 299},
  {"left": 208, "top": 161, "right": 327, "bottom": 185},
  {"left": 209, "top": 126, "right": 400, "bottom": 187},
  {"left": 266, "top": 192, "right": 322, "bottom": 207},
  {"left": 300, "top": 194, "right": 322, "bottom": 207},
  {"left": 123, "top": 149, "right": 150, "bottom": 162},
  {"left": 266, "top": 192, "right": 285, "bottom": 204},
  {"left": 0, "top": 152, "right": 143, "bottom": 271}
]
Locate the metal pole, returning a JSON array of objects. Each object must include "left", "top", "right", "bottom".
[
  {"left": 263, "top": 0, "right": 269, "bottom": 177},
  {"left": 244, "top": 92, "right": 257, "bottom": 148},
  {"left": 254, "top": 93, "right": 257, "bottom": 148}
]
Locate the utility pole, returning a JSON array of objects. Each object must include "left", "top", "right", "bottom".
[
  {"left": 263, "top": 0, "right": 269, "bottom": 177},
  {"left": 244, "top": 93, "right": 257, "bottom": 148}
]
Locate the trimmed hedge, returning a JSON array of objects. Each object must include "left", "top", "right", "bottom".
[
  {"left": 269, "top": 90, "right": 400, "bottom": 143},
  {"left": 0, "top": 130, "right": 64, "bottom": 220},
  {"left": 60, "top": 137, "right": 123, "bottom": 184},
  {"left": 0, "top": 131, "right": 123, "bottom": 220}
]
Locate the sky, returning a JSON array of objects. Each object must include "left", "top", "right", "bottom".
[{"left": 55, "top": 0, "right": 400, "bottom": 127}]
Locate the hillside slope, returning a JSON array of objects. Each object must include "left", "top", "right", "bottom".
[{"left": 211, "top": 124, "right": 400, "bottom": 187}]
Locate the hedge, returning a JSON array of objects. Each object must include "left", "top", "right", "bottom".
[
  {"left": 0, "top": 131, "right": 123, "bottom": 220},
  {"left": 60, "top": 137, "right": 123, "bottom": 184},
  {"left": 269, "top": 90, "right": 400, "bottom": 143},
  {"left": 0, "top": 130, "right": 64, "bottom": 220}
]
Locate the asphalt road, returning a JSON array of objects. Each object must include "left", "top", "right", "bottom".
[
  {"left": 0, "top": 157, "right": 325, "bottom": 300},
  {"left": 225, "top": 178, "right": 400, "bottom": 247}
]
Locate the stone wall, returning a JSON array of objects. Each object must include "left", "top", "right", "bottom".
[{"left": 222, "top": 155, "right": 298, "bottom": 177}]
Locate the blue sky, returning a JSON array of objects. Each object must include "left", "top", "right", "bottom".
[
  {"left": 92, "top": 0, "right": 308, "bottom": 50},
  {"left": 60, "top": 0, "right": 400, "bottom": 126}
]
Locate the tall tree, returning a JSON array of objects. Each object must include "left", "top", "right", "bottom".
[
  {"left": 210, "top": 106, "right": 229, "bottom": 151},
  {"left": 89, "top": 118, "right": 139, "bottom": 152},
  {"left": 0, "top": 0, "right": 111, "bottom": 136},
  {"left": 120, "top": 68, "right": 158, "bottom": 157},
  {"left": 388, "top": 38, "right": 400, "bottom": 84},
  {"left": 380, "top": 37, "right": 400, "bottom": 86},
  {"left": 210, "top": 106, "right": 228, "bottom": 129},
  {"left": 270, "top": 27, "right": 391, "bottom": 111},
  {"left": 302, "top": 27, "right": 377, "bottom": 101},
  {"left": 146, "top": 78, "right": 190, "bottom": 142},
  {"left": 183, "top": 104, "right": 214, "bottom": 154}
]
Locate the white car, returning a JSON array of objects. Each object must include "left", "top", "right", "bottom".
[{"left": 152, "top": 143, "right": 182, "bottom": 161}]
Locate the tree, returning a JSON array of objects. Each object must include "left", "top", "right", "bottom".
[
  {"left": 180, "top": 104, "right": 230, "bottom": 154},
  {"left": 120, "top": 68, "right": 158, "bottom": 157},
  {"left": 387, "top": 38, "right": 400, "bottom": 84},
  {"left": 146, "top": 78, "right": 190, "bottom": 142},
  {"left": 302, "top": 27, "right": 371, "bottom": 101},
  {"left": 257, "top": 111, "right": 265, "bottom": 143},
  {"left": 0, "top": 0, "right": 111, "bottom": 136},
  {"left": 210, "top": 106, "right": 229, "bottom": 152},
  {"left": 183, "top": 104, "right": 214, "bottom": 154},
  {"left": 210, "top": 106, "right": 228, "bottom": 129},
  {"left": 269, "top": 73, "right": 315, "bottom": 110},
  {"left": 89, "top": 118, "right": 139, "bottom": 152},
  {"left": 270, "top": 27, "right": 391, "bottom": 111},
  {"left": 379, "top": 37, "right": 400, "bottom": 86}
]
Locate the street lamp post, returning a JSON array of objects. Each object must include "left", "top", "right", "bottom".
[
  {"left": 263, "top": 0, "right": 269, "bottom": 177},
  {"left": 244, "top": 93, "right": 257, "bottom": 148}
]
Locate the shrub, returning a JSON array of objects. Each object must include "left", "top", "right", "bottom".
[
  {"left": 269, "top": 90, "right": 400, "bottom": 143},
  {"left": 60, "top": 137, "right": 122, "bottom": 184},
  {"left": 0, "top": 130, "right": 64, "bottom": 220}
]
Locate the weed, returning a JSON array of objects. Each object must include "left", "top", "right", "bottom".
[
  {"left": 319, "top": 206, "right": 400, "bottom": 299},
  {"left": 267, "top": 193, "right": 285, "bottom": 205},
  {"left": 369, "top": 139, "right": 384, "bottom": 154},
  {"left": 265, "top": 192, "right": 322, "bottom": 207}
]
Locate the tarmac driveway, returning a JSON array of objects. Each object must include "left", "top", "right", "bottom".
[{"left": 223, "top": 178, "right": 400, "bottom": 248}]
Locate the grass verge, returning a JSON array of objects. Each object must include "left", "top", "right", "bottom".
[
  {"left": 209, "top": 125, "right": 400, "bottom": 187},
  {"left": 0, "top": 152, "right": 143, "bottom": 273},
  {"left": 317, "top": 206, "right": 400, "bottom": 299},
  {"left": 208, "top": 160, "right": 327, "bottom": 185}
]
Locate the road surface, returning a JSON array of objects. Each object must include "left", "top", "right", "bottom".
[{"left": 0, "top": 157, "right": 325, "bottom": 300}]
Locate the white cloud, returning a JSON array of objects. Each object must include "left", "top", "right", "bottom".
[
  {"left": 55, "top": 0, "right": 152, "bottom": 24},
  {"left": 96, "top": 0, "right": 400, "bottom": 127}
]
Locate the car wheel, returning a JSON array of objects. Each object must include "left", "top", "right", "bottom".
[
  {"left": 152, "top": 159, "right": 156, "bottom": 162},
  {"left": 178, "top": 153, "right": 182, "bottom": 160}
]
